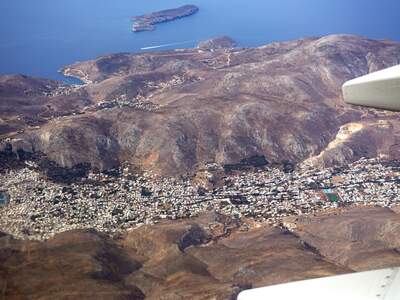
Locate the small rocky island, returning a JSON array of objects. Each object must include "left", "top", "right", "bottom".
[
  {"left": 132, "top": 5, "right": 199, "bottom": 32},
  {"left": 197, "top": 36, "right": 237, "bottom": 51}
]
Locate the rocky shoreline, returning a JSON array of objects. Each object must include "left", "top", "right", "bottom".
[
  {"left": 197, "top": 36, "right": 237, "bottom": 51},
  {"left": 1, "top": 34, "right": 400, "bottom": 299},
  {"left": 132, "top": 5, "right": 199, "bottom": 32},
  {"left": 2, "top": 35, "right": 399, "bottom": 177}
]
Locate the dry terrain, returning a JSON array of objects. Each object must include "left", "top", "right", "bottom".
[
  {"left": 1, "top": 35, "right": 400, "bottom": 177},
  {"left": 1, "top": 35, "right": 400, "bottom": 299},
  {"left": 1, "top": 207, "right": 400, "bottom": 299}
]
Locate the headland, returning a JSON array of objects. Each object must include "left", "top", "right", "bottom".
[{"left": 132, "top": 5, "right": 199, "bottom": 32}]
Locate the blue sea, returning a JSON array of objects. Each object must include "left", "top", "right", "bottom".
[{"left": 1, "top": 0, "right": 399, "bottom": 82}]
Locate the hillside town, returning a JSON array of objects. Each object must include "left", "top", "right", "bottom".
[{"left": 0, "top": 157, "right": 399, "bottom": 240}]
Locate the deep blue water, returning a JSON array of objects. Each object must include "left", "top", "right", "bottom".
[{"left": 1, "top": 0, "right": 399, "bottom": 82}]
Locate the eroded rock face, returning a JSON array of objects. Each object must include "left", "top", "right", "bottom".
[
  {"left": 0, "top": 229, "right": 145, "bottom": 300},
  {"left": 0, "top": 75, "right": 90, "bottom": 136},
  {"left": 1, "top": 207, "right": 400, "bottom": 299},
  {"left": 288, "top": 207, "right": 400, "bottom": 271},
  {"left": 1, "top": 35, "right": 400, "bottom": 176}
]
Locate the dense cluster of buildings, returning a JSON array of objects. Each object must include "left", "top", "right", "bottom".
[
  {"left": 0, "top": 158, "right": 399, "bottom": 240},
  {"left": 94, "top": 94, "right": 160, "bottom": 111}
]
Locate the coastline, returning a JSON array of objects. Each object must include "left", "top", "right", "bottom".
[
  {"left": 132, "top": 4, "right": 199, "bottom": 32},
  {"left": 59, "top": 67, "right": 92, "bottom": 85}
]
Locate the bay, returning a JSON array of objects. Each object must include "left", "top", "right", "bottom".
[{"left": 0, "top": 0, "right": 399, "bottom": 82}]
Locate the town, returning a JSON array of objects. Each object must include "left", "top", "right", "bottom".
[{"left": 0, "top": 157, "right": 399, "bottom": 240}]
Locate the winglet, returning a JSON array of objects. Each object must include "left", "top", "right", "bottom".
[{"left": 342, "top": 64, "right": 400, "bottom": 111}]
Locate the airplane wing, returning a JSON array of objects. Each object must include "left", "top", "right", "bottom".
[
  {"left": 238, "top": 267, "right": 400, "bottom": 300},
  {"left": 342, "top": 64, "right": 400, "bottom": 111}
]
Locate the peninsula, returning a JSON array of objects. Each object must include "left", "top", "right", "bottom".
[
  {"left": 2, "top": 35, "right": 400, "bottom": 299},
  {"left": 132, "top": 5, "right": 199, "bottom": 32}
]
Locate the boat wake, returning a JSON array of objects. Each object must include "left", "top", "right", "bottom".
[{"left": 141, "top": 40, "right": 195, "bottom": 50}]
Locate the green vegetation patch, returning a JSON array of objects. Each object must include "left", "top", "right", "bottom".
[{"left": 326, "top": 193, "right": 340, "bottom": 203}]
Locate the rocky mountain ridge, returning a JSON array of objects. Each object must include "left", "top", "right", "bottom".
[
  {"left": 1, "top": 34, "right": 400, "bottom": 300},
  {"left": 1, "top": 207, "right": 400, "bottom": 299},
  {"left": 1, "top": 35, "right": 400, "bottom": 177}
]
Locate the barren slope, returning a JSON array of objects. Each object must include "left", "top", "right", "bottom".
[
  {"left": 1, "top": 207, "right": 400, "bottom": 299},
  {"left": 1, "top": 35, "right": 400, "bottom": 176}
]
